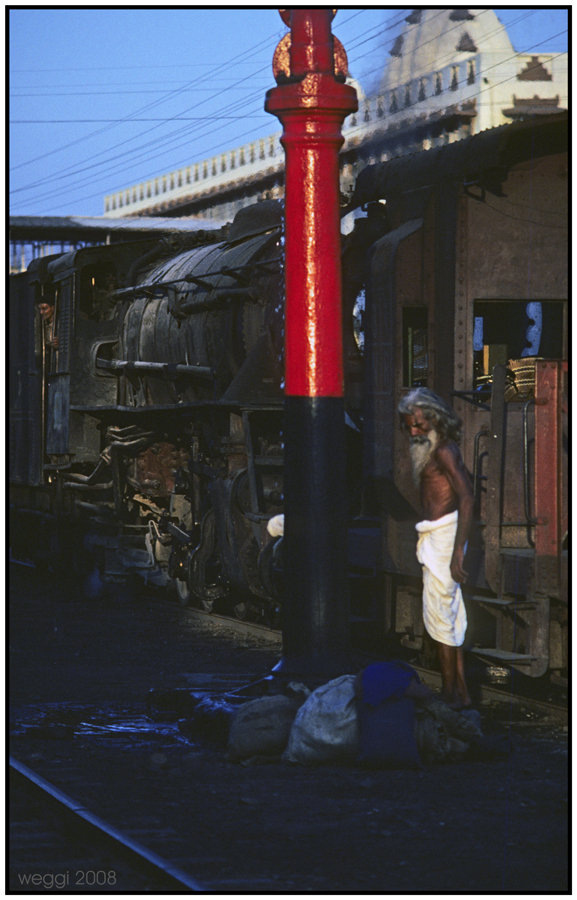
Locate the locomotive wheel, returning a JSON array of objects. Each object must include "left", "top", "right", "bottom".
[
  {"left": 189, "top": 509, "right": 228, "bottom": 611},
  {"left": 264, "top": 601, "right": 281, "bottom": 630},
  {"left": 166, "top": 542, "right": 192, "bottom": 606},
  {"left": 175, "top": 575, "right": 191, "bottom": 607},
  {"left": 257, "top": 538, "right": 283, "bottom": 600},
  {"left": 198, "top": 595, "right": 215, "bottom": 613},
  {"left": 233, "top": 600, "right": 249, "bottom": 620}
]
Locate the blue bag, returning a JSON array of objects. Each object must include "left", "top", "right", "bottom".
[{"left": 356, "top": 662, "right": 422, "bottom": 769}]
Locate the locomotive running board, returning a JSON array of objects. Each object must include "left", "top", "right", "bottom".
[{"left": 472, "top": 648, "right": 536, "bottom": 665}]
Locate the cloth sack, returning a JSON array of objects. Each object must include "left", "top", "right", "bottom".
[
  {"left": 227, "top": 694, "right": 303, "bottom": 761},
  {"left": 414, "top": 700, "right": 479, "bottom": 763},
  {"left": 283, "top": 674, "right": 359, "bottom": 765},
  {"left": 415, "top": 700, "right": 509, "bottom": 763}
]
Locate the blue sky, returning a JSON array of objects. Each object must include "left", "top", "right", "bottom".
[{"left": 8, "top": 7, "right": 569, "bottom": 218}]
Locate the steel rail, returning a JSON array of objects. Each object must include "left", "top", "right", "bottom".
[
  {"left": 179, "top": 607, "right": 567, "bottom": 724},
  {"left": 9, "top": 757, "right": 205, "bottom": 893},
  {"left": 409, "top": 665, "right": 568, "bottom": 724},
  {"left": 182, "top": 605, "right": 282, "bottom": 641}
]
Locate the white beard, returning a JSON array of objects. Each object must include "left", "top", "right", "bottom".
[{"left": 409, "top": 428, "right": 440, "bottom": 486}]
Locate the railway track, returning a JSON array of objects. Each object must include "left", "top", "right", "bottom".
[
  {"left": 9, "top": 757, "right": 204, "bottom": 893},
  {"left": 176, "top": 604, "right": 568, "bottom": 725},
  {"left": 9, "top": 561, "right": 568, "bottom": 727},
  {"left": 9, "top": 567, "right": 568, "bottom": 894}
]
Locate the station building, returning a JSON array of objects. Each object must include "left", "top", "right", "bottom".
[{"left": 102, "top": 9, "right": 567, "bottom": 224}]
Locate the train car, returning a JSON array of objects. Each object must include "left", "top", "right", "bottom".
[
  {"left": 9, "top": 113, "right": 568, "bottom": 678},
  {"left": 347, "top": 112, "right": 568, "bottom": 679}
]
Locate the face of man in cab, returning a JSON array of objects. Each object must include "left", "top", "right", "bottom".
[{"left": 37, "top": 302, "right": 55, "bottom": 322}]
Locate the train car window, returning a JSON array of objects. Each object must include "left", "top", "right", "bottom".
[
  {"left": 403, "top": 307, "right": 428, "bottom": 387},
  {"left": 473, "top": 299, "right": 566, "bottom": 389}
]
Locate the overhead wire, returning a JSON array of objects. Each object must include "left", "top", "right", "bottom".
[
  {"left": 479, "top": 197, "right": 568, "bottom": 230},
  {"left": 346, "top": 42, "right": 566, "bottom": 148},
  {"left": 8, "top": 9, "right": 401, "bottom": 191},
  {"left": 9, "top": 67, "right": 278, "bottom": 204},
  {"left": 12, "top": 116, "right": 269, "bottom": 123},
  {"left": 345, "top": 7, "right": 535, "bottom": 106},
  {"left": 11, "top": 85, "right": 265, "bottom": 97},
  {"left": 8, "top": 25, "right": 281, "bottom": 174},
  {"left": 9, "top": 10, "right": 567, "bottom": 215},
  {"left": 5, "top": 16, "right": 430, "bottom": 213},
  {"left": 342, "top": 12, "right": 566, "bottom": 144},
  {"left": 7, "top": 12, "right": 378, "bottom": 213},
  {"left": 9, "top": 78, "right": 276, "bottom": 204},
  {"left": 5, "top": 10, "right": 484, "bottom": 203}
]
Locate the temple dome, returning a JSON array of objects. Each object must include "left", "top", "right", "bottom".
[
  {"left": 346, "top": 75, "right": 365, "bottom": 103},
  {"left": 380, "top": 8, "right": 514, "bottom": 92}
]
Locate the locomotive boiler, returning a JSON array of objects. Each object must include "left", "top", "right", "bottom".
[
  {"left": 10, "top": 201, "right": 293, "bottom": 621},
  {"left": 9, "top": 113, "right": 568, "bottom": 679}
]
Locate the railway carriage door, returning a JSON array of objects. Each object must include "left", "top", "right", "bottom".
[
  {"left": 361, "top": 218, "right": 425, "bottom": 592},
  {"left": 45, "top": 275, "right": 73, "bottom": 456},
  {"left": 363, "top": 218, "right": 423, "bottom": 487}
]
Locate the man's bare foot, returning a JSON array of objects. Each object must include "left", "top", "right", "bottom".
[{"left": 440, "top": 691, "right": 472, "bottom": 710}]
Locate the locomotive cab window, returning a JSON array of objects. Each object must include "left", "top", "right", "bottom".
[
  {"left": 79, "top": 265, "right": 119, "bottom": 321},
  {"left": 473, "top": 299, "right": 566, "bottom": 389},
  {"left": 403, "top": 306, "right": 428, "bottom": 387}
]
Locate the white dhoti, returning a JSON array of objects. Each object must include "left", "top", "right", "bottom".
[{"left": 415, "top": 510, "right": 467, "bottom": 647}]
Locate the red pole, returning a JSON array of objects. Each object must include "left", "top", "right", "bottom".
[
  {"left": 534, "top": 361, "right": 564, "bottom": 594},
  {"left": 265, "top": 9, "right": 358, "bottom": 677}
]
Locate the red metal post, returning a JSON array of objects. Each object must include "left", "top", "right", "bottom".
[
  {"left": 266, "top": 9, "right": 357, "bottom": 398},
  {"left": 265, "top": 9, "right": 358, "bottom": 676}
]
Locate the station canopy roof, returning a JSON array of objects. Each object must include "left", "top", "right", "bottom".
[{"left": 9, "top": 214, "right": 228, "bottom": 242}]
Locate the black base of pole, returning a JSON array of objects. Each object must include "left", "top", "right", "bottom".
[{"left": 278, "top": 395, "right": 350, "bottom": 677}]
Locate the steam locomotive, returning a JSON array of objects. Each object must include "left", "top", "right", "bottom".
[{"left": 10, "top": 113, "right": 568, "bottom": 680}]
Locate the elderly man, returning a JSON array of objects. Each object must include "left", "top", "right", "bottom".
[{"left": 398, "top": 388, "right": 474, "bottom": 709}]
